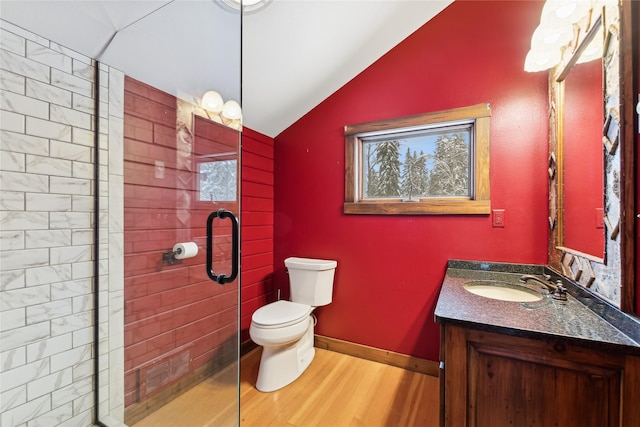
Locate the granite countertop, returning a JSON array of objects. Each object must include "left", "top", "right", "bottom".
[{"left": 435, "top": 260, "right": 640, "bottom": 354}]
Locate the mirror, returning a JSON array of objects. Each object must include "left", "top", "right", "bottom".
[
  {"left": 549, "top": 1, "right": 635, "bottom": 312},
  {"left": 558, "top": 18, "right": 604, "bottom": 259}
]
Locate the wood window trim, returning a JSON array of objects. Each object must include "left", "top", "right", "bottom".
[{"left": 344, "top": 103, "right": 491, "bottom": 215}]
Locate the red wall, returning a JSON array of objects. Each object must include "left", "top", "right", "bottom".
[
  {"left": 240, "top": 128, "right": 275, "bottom": 342},
  {"left": 273, "top": 0, "right": 549, "bottom": 361}
]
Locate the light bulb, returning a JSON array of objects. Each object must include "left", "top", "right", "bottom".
[
  {"left": 201, "top": 91, "right": 224, "bottom": 113},
  {"left": 222, "top": 100, "right": 242, "bottom": 121}
]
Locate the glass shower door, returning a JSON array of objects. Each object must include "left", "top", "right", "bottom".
[{"left": 122, "top": 85, "right": 241, "bottom": 427}]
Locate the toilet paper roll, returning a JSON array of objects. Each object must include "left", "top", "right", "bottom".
[{"left": 173, "top": 242, "right": 198, "bottom": 260}]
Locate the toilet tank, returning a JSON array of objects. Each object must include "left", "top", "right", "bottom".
[{"left": 285, "top": 257, "right": 337, "bottom": 306}]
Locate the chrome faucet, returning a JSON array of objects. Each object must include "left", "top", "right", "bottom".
[{"left": 520, "top": 274, "right": 568, "bottom": 301}]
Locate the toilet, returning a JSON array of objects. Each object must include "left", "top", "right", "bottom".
[{"left": 249, "top": 257, "right": 337, "bottom": 392}]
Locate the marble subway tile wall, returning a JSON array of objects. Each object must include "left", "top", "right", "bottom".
[{"left": 0, "top": 20, "right": 125, "bottom": 426}]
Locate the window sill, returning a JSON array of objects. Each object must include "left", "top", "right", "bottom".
[{"left": 343, "top": 200, "right": 491, "bottom": 215}]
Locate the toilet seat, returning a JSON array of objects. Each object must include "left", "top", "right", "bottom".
[{"left": 251, "top": 300, "right": 312, "bottom": 329}]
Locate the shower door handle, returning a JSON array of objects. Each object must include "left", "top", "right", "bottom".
[{"left": 206, "top": 209, "right": 239, "bottom": 285}]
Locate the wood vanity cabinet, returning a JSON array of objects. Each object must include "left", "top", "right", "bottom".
[{"left": 440, "top": 325, "right": 640, "bottom": 427}]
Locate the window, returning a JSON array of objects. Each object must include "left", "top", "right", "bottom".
[{"left": 344, "top": 104, "right": 491, "bottom": 215}]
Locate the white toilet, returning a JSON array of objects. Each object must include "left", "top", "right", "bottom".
[{"left": 249, "top": 257, "right": 337, "bottom": 392}]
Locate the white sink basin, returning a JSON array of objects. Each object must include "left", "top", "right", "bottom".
[{"left": 463, "top": 280, "right": 543, "bottom": 302}]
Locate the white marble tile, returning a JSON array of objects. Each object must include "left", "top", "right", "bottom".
[
  {"left": 0, "top": 321, "right": 50, "bottom": 353},
  {"left": 0, "top": 49, "right": 50, "bottom": 84},
  {"left": 1, "top": 346, "right": 26, "bottom": 371},
  {"left": 51, "top": 279, "right": 90, "bottom": 300},
  {"left": 26, "top": 40, "right": 72, "bottom": 73},
  {"left": 0, "top": 269, "right": 25, "bottom": 291},
  {"left": 49, "top": 176, "right": 91, "bottom": 196},
  {"left": 70, "top": 229, "right": 93, "bottom": 245},
  {"left": 72, "top": 294, "right": 91, "bottom": 314},
  {"left": 0, "top": 190, "right": 24, "bottom": 210},
  {"left": 24, "top": 402, "right": 73, "bottom": 427},
  {"left": 70, "top": 127, "right": 94, "bottom": 147},
  {"left": 27, "top": 299, "right": 72, "bottom": 324},
  {"left": 24, "top": 264, "right": 71, "bottom": 289},
  {"left": 50, "top": 104, "right": 91, "bottom": 130},
  {"left": 108, "top": 69, "right": 124, "bottom": 119},
  {"left": 71, "top": 359, "right": 93, "bottom": 381},
  {"left": 71, "top": 161, "right": 93, "bottom": 180},
  {"left": 49, "top": 344, "right": 91, "bottom": 373},
  {"left": 50, "top": 311, "right": 91, "bottom": 337},
  {"left": 0, "top": 211, "right": 48, "bottom": 231},
  {"left": 0, "top": 284, "right": 50, "bottom": 311},
  {"left": 0, "top": 149, "right": 25, "bottom": 172},
  {"left": 0, "top": 230, "right": 24, "bottom": 250},
  {"left": 108, "top": 117, "right": 124, "bottom": 177},
  {"left": 56, "top": 409, "right": 92, "bottom": 427},
  {"left": 50, "top": 68, "right": 92, "bottom": 98},
  {"left": 25, "top": 193, "right": 72, "bottom": 212},
  {"left": 0, "top": 130, "right": 49, "bottom": 155},
  {"left": 71, "top": 59, "right": 94, "bottom": 81},
  {"left": 1, "top": 307, "right": 25, "bottom": 330},
  {"left": 0, "top": 394, "right": 50, "bottom": 427},
  {"left": 26, "top": 333, "right": 72, "bottom": 363},
  {"left": 26, "top": 78, "right": 72, "bottom": 108},
  {"left": 50, "top": 212, "right": 91, "bottom": 229},
  {"left": 0, "top": 69, "right": 26, "bottom": 94},
  {"left": 0, "top": 384, "right": 26, "bottom": 412},
  {"left": 27, "top": 367, "right": 73, "bottom": 400},
  {"left": 50, "top": 140, "right": 91, "bottom": 162},
  {"left": 50, "top": 245, "right": 91, "bottom": 265},
  {"left": 72, "top": 392, "right": 93, "bottom": 416},
  {"left": 0, "top": 28, "right": 25, "bottom": 55},
  {"left": 26, "top": 229, "right": 72, "bottom": 249},
  {"left": 51, "top": 42, "right": 91, "bottom": 65},
  {"left": 0, "top": 20, "right": 50, "bottom": 47},
  {"left": 71, "top": 93, "right": 95, "bottom": 115},
  {"left": 72, "top": 326, "right": 93, "bottom": 347},
  {"left": 26, "top": 154, "right": 72, "bottom": 177},
  {"left": 0, "top": 109, "right": 25, "bottom": 132},
  {"left": 26, "top": 117, "right": 72, "bottom": 141},
  {"left": 71, "top": 261, "right": 93, "bottom": 280},
  {"left": 70, "top": 195, "right": 94, "bottom": 212}
]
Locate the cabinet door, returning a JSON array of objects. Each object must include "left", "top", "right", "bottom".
[{"left": 442, "top": 326, "right": 635, "bottom": 427}]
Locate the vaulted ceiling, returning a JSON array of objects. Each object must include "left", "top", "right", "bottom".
[{"left": 0, "top": 0, "right": 452, "bottom": 137}]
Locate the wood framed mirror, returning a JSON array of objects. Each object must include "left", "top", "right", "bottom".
[{"left": 549, "top": 0, "right": 635, "bottom": 312}]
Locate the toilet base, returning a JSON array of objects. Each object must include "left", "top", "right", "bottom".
[{"left": 255, "top": 317, "right": 315, "bottom": 392}]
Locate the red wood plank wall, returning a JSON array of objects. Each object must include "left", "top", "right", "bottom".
[{"left": 240, "top": 128, "right": 275, "bottom": 342}]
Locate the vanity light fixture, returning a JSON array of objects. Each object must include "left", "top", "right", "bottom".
[
  {"left": 200, "top": 91, "right": 242, "bottom": 130},
  {"left": 524, "top": 0, "right": 606, "bottom": 72}
]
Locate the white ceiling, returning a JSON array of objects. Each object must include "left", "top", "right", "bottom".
[{"left": 0, "top": 0, "right": 452, "bottom": 137}]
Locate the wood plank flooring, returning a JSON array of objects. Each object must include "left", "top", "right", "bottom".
[{"left": 132, "top": 347, "right": 439, "bottom": 427}]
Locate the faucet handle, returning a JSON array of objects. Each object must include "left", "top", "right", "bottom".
[
  {"left": 552, "top": 280, "right": 568, "bottom": 301},
  {"left": 543, "top": 273, "right": 551, "bottom": 281}
]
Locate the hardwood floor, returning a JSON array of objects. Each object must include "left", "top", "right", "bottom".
[{"left": 133, "top": 347, "right": 440, "bottom": 427}]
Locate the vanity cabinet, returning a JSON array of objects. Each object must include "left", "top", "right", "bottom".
[{"left": 440, "top": 325, "right": 640, "bottom": 427}]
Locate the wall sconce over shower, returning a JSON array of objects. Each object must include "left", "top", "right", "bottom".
[
  {"left": 524, "top": 0, "right": 609, "bottom": 72},
  {"left": 200, "top": 90, "right": 242, "bottom": 130}
]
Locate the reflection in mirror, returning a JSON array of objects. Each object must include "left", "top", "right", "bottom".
[{"left": 561, "top": 33, "right": 604, "bottom": 259}]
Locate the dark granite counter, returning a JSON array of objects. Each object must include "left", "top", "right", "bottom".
[{"left": 435, "top": 260, "right": 640, "bottom": 354}]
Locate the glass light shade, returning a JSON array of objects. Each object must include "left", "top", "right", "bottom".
[
  {"left": 222, "top": 100, "right": 242, "bottom": 120},
  {"left": 524, "top": 48, "right": 561, "bottom": 72},
  {"left": 531, "top": 24, "right": 573, "bottom": 50},
  {"left": 201, "top": 90, "right": 224, "bottom": 113}
]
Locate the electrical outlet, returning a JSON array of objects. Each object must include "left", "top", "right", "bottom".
[{"left": 492, "top": 209, "right": 505, "bottom": 228}]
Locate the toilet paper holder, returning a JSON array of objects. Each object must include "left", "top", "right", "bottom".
[{"left": 162, "top": 249, "right": 181, "bottom": 265}]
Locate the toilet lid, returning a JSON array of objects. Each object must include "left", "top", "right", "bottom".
[{"left": 252, "top": 300, "right": 312, "bottom": 328}]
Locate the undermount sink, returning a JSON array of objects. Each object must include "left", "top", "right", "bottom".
[{"left": 463, "top": 280, "right": 543, "bottom": 302}]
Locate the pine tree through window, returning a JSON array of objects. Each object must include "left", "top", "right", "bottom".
[{"left": 345, "top": 104, "right": 491, "bottom": 215}]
